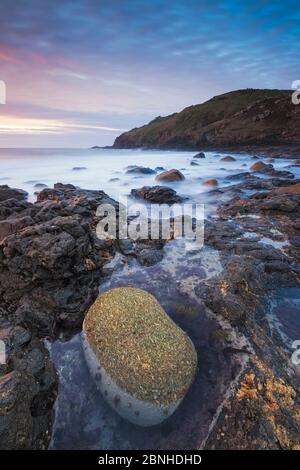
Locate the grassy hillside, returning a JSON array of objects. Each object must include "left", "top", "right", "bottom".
[{"left": 113, "top": 89, "right": 300, "bottom": 150}]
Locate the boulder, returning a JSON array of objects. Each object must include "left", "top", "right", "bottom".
[
  {"left": 0, "top": 186, "right": 27, "bottom": 202},
  {"left": 82, "top": 287, "right": 197, "bottom": 426},
  {"left": 125, "top": 166, "right": 156, "bottom": 175},
  {"left": 0, "top": 216, "right": 34, "bottom": 243},
  {"left": 155, "top": 169, "right": 185, "bottom": 182},
  {"left": 0, "top": 185, "right": 119, "bottom": 338},
  {"left": 220, "top": 156, "right": 236, "bottom": 162},
  {"left": 131, "top": 186, "right": 184, "bottom": 204},
  {"left": 193, "top": 152, "right": 205, "bottom": 159},
  {"left": 202, "top": 179, "right": 218, "bottom": 187},
  {"left": 72, "top": 167, "right": 87, "bottom": 171}
]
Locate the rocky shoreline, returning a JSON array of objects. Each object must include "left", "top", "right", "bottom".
[{"left": 0, "top": 152, "right": 300, "bottom": 449}]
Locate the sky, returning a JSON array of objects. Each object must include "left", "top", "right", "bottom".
[{"left": 0, "top": 0, "right": 299, "bottom": 148}]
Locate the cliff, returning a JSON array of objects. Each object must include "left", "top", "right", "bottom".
[{"left": 113, "top": 89, "right": 300, "bottom": 150}]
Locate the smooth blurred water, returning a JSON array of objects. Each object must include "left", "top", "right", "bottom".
[{"left": 1, "top": 147, "right": 297, "bottom": 203}]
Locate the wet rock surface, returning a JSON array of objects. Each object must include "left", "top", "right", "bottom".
[
  {"left": 220, "top": 156, "right": 236, "bottom": 162},
  {"left": 199, "top": 176, "right": 300, "bottom": 449},
  {"left": 125, "top": 165, "right": 156, "bottom": 175},
  {"left": 193, "top": 152, "right": 205, "bottom": 159},
  {"left": 0, "top": 317, "right": 57, "bottom": 449},
  {"left": 1, "top": 152, "right": 300, "bottom": 449},
  {"left": 83, "top": 287, "right": 197, "bottom": 426},
  {"left": 0, "top": 184, "right": 118, "bottom": 339},
  {"left": 0, "top": 183, "right": 165, "bottom": 340},
  {"left": 0, "top": 185, "right": 28, "bottom": 202},
  {"left": 131, "top": 185, "right": 185, "bottom": 204},
  {"left": 155, "top": 169, "right": 185, "bottom": 182}
]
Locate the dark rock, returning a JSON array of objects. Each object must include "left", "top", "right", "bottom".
[
  {"left": 131, "top": 186, "right": 185, "bottom": 204},
  {"left": 190, "top": 161, "right": 199, "bottom": 166},
  {"left": 113, "top": 89, "right": 300, "bottom": 151},
  {"left": 137, "top": 248, "right": 163, "bottom": 266},
  {"left": 193, "top": 152, "right": 205, "bottom": 159},
  {"left": 275, "top": 182, "right": 300, "bottom": 194},
  {"left": 72, "top": 167, "right": 87, "bottom": 171},
  {"left": 226, "top": 172, "right": 252, "bottom": 180},
  {"left": 0, "top": 186, "right": 28, "bottom": 202},
  {"left": 220, "top": 156, "right": 236, "bottom": 162},
  {"left": 250, "top": 161, "right": 273, "bottom": 172},
  {"left": 249, "top": 162, "right": 294, "bottom": 179}
]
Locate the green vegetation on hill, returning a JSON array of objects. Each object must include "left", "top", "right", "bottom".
[{"left": 113, "top": 89, "right": 299, "bottom": 150}]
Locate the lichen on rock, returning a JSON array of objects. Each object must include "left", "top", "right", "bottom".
[{"left": 83, "top": 287, "right": 197, "bottom": 425}]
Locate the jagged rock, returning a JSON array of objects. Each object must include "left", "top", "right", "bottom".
[
  {"left": 131, "top": 186, "right": 185, "bottom": 204},
  {"left": 220, "top": 156, "right": 236, "bottom": 162},
  {"left": 250, "top": 161, "right": 273, "bottom": 172},
  {"left": 0, "top": 186, "right": 28, "bottom": 202},
  {"left": 113, "top": 89, "right": 300, "bottom": 151},
  {"left": 125, "top": 166, "right": 156, "bottom": 175}
]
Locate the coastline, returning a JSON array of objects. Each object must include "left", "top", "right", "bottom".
[
  {"left": 0, "top": 149, "right": 300, "bottom": 449},
  {"left": 105, "top": 144, "right": 300, "bottom": 158}
]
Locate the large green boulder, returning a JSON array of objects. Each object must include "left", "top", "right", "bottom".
[{"left": 82, "top": 287, "right": 197, "bottom": 426}]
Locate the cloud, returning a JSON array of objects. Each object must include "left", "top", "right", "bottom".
[{"left": 0, "top": 0, "right": 299, "bottom": 146}]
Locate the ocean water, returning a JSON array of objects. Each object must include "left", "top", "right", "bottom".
[{"left": 1, "top": 147, "right": 298, "bottom": 203}]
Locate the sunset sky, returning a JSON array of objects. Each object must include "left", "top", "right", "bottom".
[{"left": 0, "top": 0, "right": 299, "bottom": 147}]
